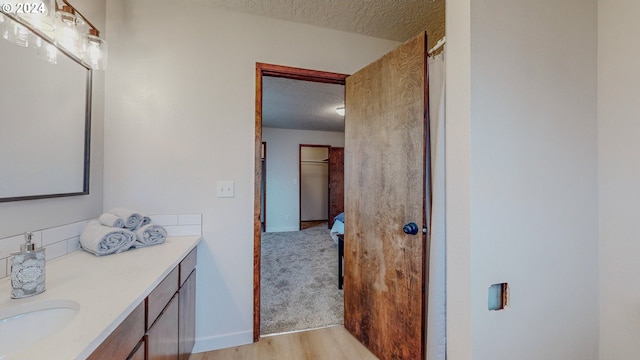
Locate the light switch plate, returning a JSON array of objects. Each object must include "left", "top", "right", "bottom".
[{"left": 216, "top": 181, "right": 234, "bottom": 198}]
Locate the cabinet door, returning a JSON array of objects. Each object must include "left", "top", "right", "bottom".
[
  {"left": 147, "top": 267, "right": 179, "bottom": 330},
  {"left": 127, "top": 341, "right": 145, "bottom": 360},
  {"left": 179, "top": 270, "right": 196, "bottom": 360},
  {"left": 179, "top": 248, "right": 197, "bottom": 286},
  {"left": 88, "top": 302, "right": 145, "bottom": 360},
  {"left": 147, "top": 293, "right": 179, "bottom": 360}
]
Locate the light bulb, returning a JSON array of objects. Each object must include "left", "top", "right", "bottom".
[
  {"left": 55, "top": 6, "right": 84, "bottom": 57},
  {"left": 83, "top": 29, "right": 107, "bottom": 70},
  {"left": 35, "top": 36, "right": 57, "bottom": 64},
  {"left": 17, "top": 0, "right": 55, "bottom": 33},
  {"left": 2, "top": 17, "right": 30, "bottom": 47}
]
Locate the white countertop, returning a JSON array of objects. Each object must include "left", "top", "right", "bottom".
[{"left": 0, "top": 235, "right": 201, "bottom": 360}]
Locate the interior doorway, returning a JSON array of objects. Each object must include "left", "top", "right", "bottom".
[
  {"left": 299, "top": 144, "right": 330, "bottom": 230},
  {"left": 254, "top": 63, "right": 348, "bottom": 341}
]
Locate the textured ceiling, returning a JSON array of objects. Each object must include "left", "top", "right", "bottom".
[
  {"left": 195, "top": 0, "right": 445, "bottom": 46},
  {"left": 204, "top": 0, "right": 445, "bottom": 132},
  {"left": 263, "top": 77, "right": 345, "bottom": 132}
]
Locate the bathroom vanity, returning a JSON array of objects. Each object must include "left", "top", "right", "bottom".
[{"left": 0, "top": 236, "right": 200, "bottom": 359}]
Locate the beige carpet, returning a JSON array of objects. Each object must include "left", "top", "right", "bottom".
[{"left": 260, "top": 222, "right": 343, "bottom": 335}]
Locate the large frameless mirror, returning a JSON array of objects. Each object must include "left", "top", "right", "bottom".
[{"left": 0, "top": 12, "right": 91, "bottom": 202}]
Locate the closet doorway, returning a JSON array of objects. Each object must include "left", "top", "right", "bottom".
[
  {"left": 299, "top": 144, "right": 345, "bottom": 231},
  {"left": 299, "top": 145, "right": 330, "bottom": 230}
]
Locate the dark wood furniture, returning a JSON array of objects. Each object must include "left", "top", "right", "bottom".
[
  {"left": 328, "top": 147, "right": 344, "bottom": 229},
  {"left": 338, "top": 234, "right": 344, "bottom": 289}
]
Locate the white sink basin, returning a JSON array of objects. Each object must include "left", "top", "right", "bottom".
[{"left": 0, "top": 299, "right": 80, "bottom": 359}]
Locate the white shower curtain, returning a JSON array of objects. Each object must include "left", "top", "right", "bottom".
[{"left": 426, "top": 49, "right": 446, "bottom": 360}]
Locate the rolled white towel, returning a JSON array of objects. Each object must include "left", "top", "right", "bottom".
[
  {"left": 80, "top": 220, "right": 136, "bottom": 256},
  {"left": 98, "top": 213, "right": 125, "bottom": 228},
  {"left": 133, "top": 224, "right": 167, "bottom": 248},
  {"left": 108, "top": 208, "right": 145, "bottom": 230}
]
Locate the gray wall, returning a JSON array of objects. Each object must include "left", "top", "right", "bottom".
[
  {"left": 598, "top": 1, "right": 640, "bottom": 358},
  {"left": 263, "top": 128, "right": 344, "bottom": 232},
  {"left": 469, "top": 1, "right": 599, "bottom": 359}
]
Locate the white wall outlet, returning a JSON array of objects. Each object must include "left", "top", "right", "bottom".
[{"left": 216, "top": 181, "right": 235, "bottom": 198}]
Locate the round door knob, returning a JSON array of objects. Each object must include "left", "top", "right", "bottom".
[{"left": 403, "top": 222, "right": 419, "bottom": 235}]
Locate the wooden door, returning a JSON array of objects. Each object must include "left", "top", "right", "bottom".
[
  {"left": 328, "top": 147, "right": 344, "bottom": 228},
  {"left": 344, "top": 32, "right": 428, "bottom": 360}
]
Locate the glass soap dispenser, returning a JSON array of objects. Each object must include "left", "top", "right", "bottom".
[{"left": 10, "top": 232, "right": 46, "bottom": 299}]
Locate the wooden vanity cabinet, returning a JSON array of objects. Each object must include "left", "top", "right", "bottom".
[
  {"left": 147, "top": 267, "right": 179, "bottom": 330},
  {"left": 179, "top": 271, "right": 196, "bottom": 360},
  {"left": 178, "top": 248, "right": 197, "bottom": 359},
  {"left": 147, "top": 247, "right": 197, "bottom": 360},
  {"left": 87, "top": 302, "right": 145, "bottom": 360},
  {"left": 146, "top": 266, "right": 179, "bottom": 359},
  {"left": 88, "top": 247, "right": 197, "bottom": 360},
  {"left": 146, "top": 293, "right": 179, "bottom": 359},
  {"left": 129, "top": 341, "right": 146, "bottom": 360},
  {"left": 179, "top": 248, "right": 197, "bottom": 285}
]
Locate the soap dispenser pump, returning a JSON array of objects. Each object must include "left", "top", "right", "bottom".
[{"left": 10, "top": 232, "right": 46, "bottom": 299}]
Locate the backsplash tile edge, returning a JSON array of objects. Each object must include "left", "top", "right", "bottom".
[{"left": 0, "top": 213, "right": 202, "bottom": 280}]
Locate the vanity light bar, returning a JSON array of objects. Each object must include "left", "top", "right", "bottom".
[
  {"left": 59, "top": 0, "right": 108, "bottom": 70},
  {"left": 0, "top": 0, "right": 107, "bottom": 69},
  {"left": 60, "top": 0, "right": 99, "bottom": 37}
]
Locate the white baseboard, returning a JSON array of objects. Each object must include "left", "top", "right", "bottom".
[
  {"left": 192, "top": 330, "right": 254, "bottom": 353},
  {"left": 265, "top": 226, "right": 299, "bottom": 232}
]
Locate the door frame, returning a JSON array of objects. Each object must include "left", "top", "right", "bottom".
[
  {"left": 253, "top": 63, "right": 348, "bottom": 341},
  {"left": 261, "top": 141, "right": 267, "bottom": 231},
  {"left": 299, "top": 144, "right": 331, "bottom": 230}
]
